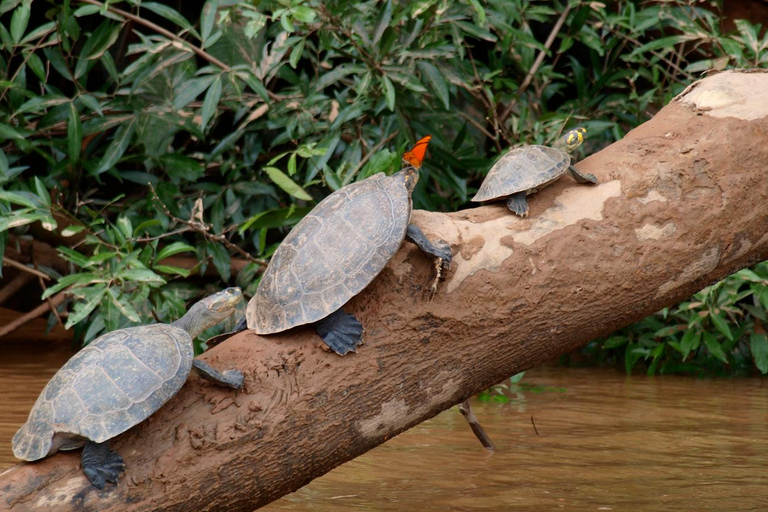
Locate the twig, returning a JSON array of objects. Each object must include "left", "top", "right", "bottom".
[
  {"left": 345, "top": 132, "right": 398, "bottom": 183},
  {"left": 500, "top": 5, "right": 571, "bottom": 124},
  {"left": 530, "top": 416, "right": 540, "bottom": 437},
  {"left": 147, "top": 184, "right": 268, "bottom": 268},
  {"left": 459, "top": 400, "right": 496, "bottom": 451},
  {"left": 0, "top": 292, "right": 68, "bottom": 340},
  {"left": 77, "top": 0, "right": 231, "bottom": 71},
  {"left": 33, "top": 251, "right": 63, "bottom": 327},
  {"left": 0, "top": 272, "right": 35, "bottom": 306},
  {"left": 2, "top": 256, "right": 51, "bottom": 280}
]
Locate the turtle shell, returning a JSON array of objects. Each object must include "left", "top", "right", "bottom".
[
  {"left": 472, "top": 145, "right": 571, "bottom": 202},
  {"left": 249, "top": 171, "right": 411, "bottom": 334},
  {"left": 12, "top": 324, "right": 192, "bottom": 461}
]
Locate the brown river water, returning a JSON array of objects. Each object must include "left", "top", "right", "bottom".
[{"left": 2, "top": 308, "right": 768, "bottom": 511}]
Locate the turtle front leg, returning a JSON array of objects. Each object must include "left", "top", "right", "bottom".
[
  {"left": 506, "top": 192, "right": 529, "bottom": 217},
  {"left": 406, "top": 224, "right": 452, "bottom": 266},
  {"left": 192, "top": 359, "right": 244, "bottom": 389},
  {"left": 568, "top": 165, "right": 598, "bottom": 184},
  {"left": 316, "top": 309, "right": 364, "bottom": 356},
  {"left": 82, "top": 440, "right": 124, "bottom": 490}
]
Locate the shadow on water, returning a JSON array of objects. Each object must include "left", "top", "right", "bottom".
[{"left": 1, "top": 312, "right": 767, "bottom": 511}]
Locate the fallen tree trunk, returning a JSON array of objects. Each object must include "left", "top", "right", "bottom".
[{"left": 2, "top": 70, "right": 767, "bottom": 511}]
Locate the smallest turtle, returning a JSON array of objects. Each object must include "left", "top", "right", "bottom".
[{"left": 472, "top": 128, "right": 597, "bottom": 217}]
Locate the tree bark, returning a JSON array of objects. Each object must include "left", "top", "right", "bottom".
[{"left": 2, "top": 70, "right": 767, "bottom": 511}]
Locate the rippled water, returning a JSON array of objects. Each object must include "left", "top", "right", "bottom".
[{"left": 2, "top": 314, "right": 767, "bottom": 511}]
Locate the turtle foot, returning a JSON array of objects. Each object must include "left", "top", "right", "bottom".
[
  {"left": 316, "top": 309, "right": 363, "bottom": 356},
  {"left": 568, "top": 165, "right": 598, "bottom": 184},
  {"left": 192, "top": 359, "right": 244, "bottom": 389},
  {"left": 506, "top": 192, "right": 529, "bottom": 217},
  {"left": 82, "top": 441, "right": 124, "bottom": 490},
  {"left": 406, "top": 224, "right": 452, "bottom": 267}
]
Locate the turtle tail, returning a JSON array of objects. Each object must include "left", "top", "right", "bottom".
[{"left": 12, "top": 421, "right": 55, "bottom": 461}]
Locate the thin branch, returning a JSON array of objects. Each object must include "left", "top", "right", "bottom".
[
  {"left": 147, "top": 184, "right": 267, "bottom": 268},
  {"left": 345, "top": 132, "right": 397, "bottom": 183},
  {"left": 0, "top": 272, "right": 35, "bottom": 306},
  {"left": 500, "top": 5, "right": 571, "bottom": 124},
  {"left": 0, "top": 291, "right": 68, "bottom": 340},
  {"left": 77, "top": 0, "right": 231, "bottom": 72},
  {"left": 2, "top": 256, "right": 51, "bottom": 280},
  {"left": 33, "top": 250, "right": 63, "bottom": 327},
  {"left": 458, "top": 400, "right": 496, "bottom": 451}
]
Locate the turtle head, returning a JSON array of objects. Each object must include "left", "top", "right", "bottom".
[
  {"left": 558, "top": 127, "right": 587, "bottom": 152},
  {"left": 174, "top": 287, "right": 243, "bottom": 338},
  {"left": 399, "top": 166, "right": 420, "bottom": 194}
]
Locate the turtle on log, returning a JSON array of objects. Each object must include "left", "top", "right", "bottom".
[
  {"left": 472, "top": 127, "right": 597, "bottom": 217},
  {"left": 12, "top": 288, "right": 244, "bottom": 489},
  {"left": 246, "top": 135, "right": 452, "bottom": 355}
]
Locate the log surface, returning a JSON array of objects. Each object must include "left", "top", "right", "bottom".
[{"left": 1, "top": 70, "right": 767, "bottom": 511}]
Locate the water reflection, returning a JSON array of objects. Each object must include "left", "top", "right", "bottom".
[
  {"left": 1, "top": 319, "right": 767, "bottom": 511},
  {"left": 264, "top": 369, "right": 768, "bottom": 511}
]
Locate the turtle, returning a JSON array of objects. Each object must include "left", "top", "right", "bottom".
[
  {"left": 12, "top": 287, "right": 244, "bottom": 490},
  {"left": 245, "top": 135, "right": 452, "bottom": 355},
  {"left": 471, "top": 127, "right": 597, "bottom": 217}
]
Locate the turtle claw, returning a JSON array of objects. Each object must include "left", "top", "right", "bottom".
[
  {"left": 192, "top": 359, "right": 244, "bottom": 389},
  {"left": 406, "top": 224, "right": 452, "bottom": 266},
  {"left": 82, "top": 441, "right": 124, "bottom": 490},
  {"left": 506, "top": 193, "right": 529, "bottom": 217},
  {"left": 316, "top": 309, "right": 363, "bottom": 356}
]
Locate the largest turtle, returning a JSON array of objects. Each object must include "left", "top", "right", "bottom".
[
  {"left": 246, "top": 135, "right": 452, "bottom": 355},
  {"left": 472, "top": 127, "right": 597, "bottom": 217},
  {"left": 12, "top": 287, "right": 244, "bottom": 489}
]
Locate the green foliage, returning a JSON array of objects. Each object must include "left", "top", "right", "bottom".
[
  {"left": 0, "top": 0, "right": 765, "bottom": 367},
  {"left": 577, "top": 263, "right": 768, "bottom": 376}
]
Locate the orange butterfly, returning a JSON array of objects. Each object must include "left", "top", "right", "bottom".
[{"left": 402, "top": 135, "right": 432, "bottom": 169}]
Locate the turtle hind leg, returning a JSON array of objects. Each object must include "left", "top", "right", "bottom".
[
  {"left": 506, "top": 192, "right": 529, "bottom": 217},
  {"left": 568, "top": 165, "right": 597, "bottom": 184},
  {"left": 82, "top": 440, "right": 124, "bottom": 490},
  {"left": 406, "top": 224, "right": 452, "bottom": 265},
  {"left": 316, "top": 309, "right": 363, "bottom": 356},
  {"left": 192, "top": 359, "right": 244, "bottom": 389}
]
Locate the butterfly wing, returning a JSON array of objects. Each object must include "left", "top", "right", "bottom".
[{"left": 402, "top": 135, "right": 432, "bottom": 169}]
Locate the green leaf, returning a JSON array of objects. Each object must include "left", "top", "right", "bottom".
[
  {"left": 602, "top": 336, "right": 628, "bottom": 349},
  {"left": 57, "top": 247, "right": 91, "bottom": 267},
  {"left": 373, "top": 0, "right": 392, "bottom": 45},
  {"left": 381, "top": 75, "right": 395, "bottom": 111},
  {"left": 703, "top": 331, "right": 728, "bottom": 364},
  {"left": 750, "top": 333, "right": 768, "bottom": 374},
  {"left": 200, "top": 75, "right": 222, "bottom": 131},
  {"left": 41, "top": 272, "right": 99, "bottom": 299},
  {"left": 95, "top": 118, "right": 137, "bottom": 175},
  {"left": 153, "top": 265, "right": 191, "bottom": 277},
  {"left": 26, "top": 52, "right": 45, "bottom": 80},
  {"left": 289, "top": 38, "right": 305, "bottom": 69},
  {"left": 264, "top": 166, "right": 313, "bottom": 201},
  {"left": 680, "top": 329, "right": 701, "bottom": 361},
  {"left": 141, "top": 3, "right": 198, "bottom": 36},
  {"left": 67, "top": 102, "right": 83, "bottom": 163},
  {"left": 417, "top": 61, "right": 449, "bottom": 109},
  {"left": 0, "top": 123, "right": 24, "bottom": 140},
  {"left": 121, "top": 268, "right": 166, "bottom": 284},
  {"left": 75, "top": 20, "right": 121, "bottom": 78},
  {"left": 156, "top": 242, "right": 196, "bottom": 262},
  {"left": 173, "top": 74, "right": 216, "bottom": 109},
  {"left": 61, "top": 225, "right": 86, "bottom": 237},
  {"left": 116, "top": 216, "right": 132, "bottom": 239},
  {"left": 201, "top": 1, "right": 217, "bottom": 42},
  {"left": 108, "top": 288, "right": 140, "bottom": 322},
  {"left": 0, "top": 210, "right": 46, "bottom": 232},
  {"left": 207, "top": 242, "right": 231, "bottom": 282},
  {"left": 709, "top": 311, "right": 733, "bottom": 341},
  {"left": 0, "top": 189, "right": 39, "bottom": 208},
  {"left": 10, "top": 0, "right": 30, "bottom": 44},
  {"left": 65, "top": 286, "right": 107, "bottom": 329}
]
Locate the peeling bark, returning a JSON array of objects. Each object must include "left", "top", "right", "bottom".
[{"left": 1, "top": 70, "right": 767, "bottom": 511}]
